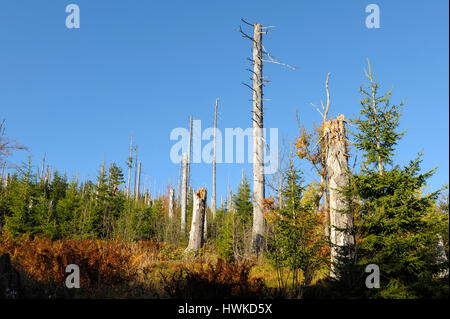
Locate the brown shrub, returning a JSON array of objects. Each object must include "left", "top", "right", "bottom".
[
  {"left": 161, "top": 258, "right": 266, "bottom": 298},
  {"left": 0, "top": 232, "right": 163, "bottom": 296}
]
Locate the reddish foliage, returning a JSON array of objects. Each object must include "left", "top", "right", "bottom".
[{"left": 0, "top": 232, "right": 161, "bottom": 292}]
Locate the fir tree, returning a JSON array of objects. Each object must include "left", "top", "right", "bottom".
[
  {"left": 350, "top": 59, "right": 405, "bottom": 175},
  {"left": 343, "top": 62, "right": 448, "bottom": 298}
]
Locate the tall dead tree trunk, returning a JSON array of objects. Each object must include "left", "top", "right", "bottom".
[
  {"left": 177, "top": 159, "right": 182, "bottom": 206},
  {"left": 187, "top": 116, "right": 193, "bottom": 189},
  {"left": 133, "top": 145, "right": 138, "bottom": 199},
  {"left": 250, "top": 23, "right": 266, "bottom": 254},
  {"left": 322, "top": 74, "right": 331, "bottom": 239},
  {"left": 211, "top": 98, "right": 218, "bottom": 219},
  {"left": 180, "top": 153, "right": 188, "bottom": 232},
  {"left": 40, "top": 153, "right": 46, "bottom": 184},
  {"left": 185, "top": 188, "right": 207, "bottom": 254},
  {"left": 135, "top": 162, "right": 141, "bottom": 202},
  {"left": 324, "top": 114, "right": 354, "bottom": 277},
  {"left": 127, "top": 132, "right": 133, "bottom": 197},
  {"left": 203, "top": 208, "right": 208, "bottom": 242},
  {"left": 1, "top": 163, "right": 5, "bottom": 184},
  {"left": 227, "top": 188, "right": 233, "bottom": 213},
  {"left": 168, "top": 188, "right": 174, "bottom": 220}
]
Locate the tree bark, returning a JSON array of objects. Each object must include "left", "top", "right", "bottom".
[
  {"left": 185, "top": 188, "right": 207, "bottom": 254},
  {"left": 127, "top": 132, "right": 133, "bottom": 197},
  {"left": 187, "top": 116, "right": 193, "bottom": 188},
  {"left": 324, "top": 114, "right": 354, "bottom": 277},
  {"left": 211, "top": 99, "right": 218, "bottom": 219},
  {"left": 135, "top": 162, "right": 141, "bottom": 202},
  {"left": 251, "top": 23, "right": 266, "bottom": 254},
  {"left": 177, "top": 159, "right": 182, "bottom": 206},
  {"left": 180, "top": 153, "right": 188, "bottom": 232},
  {"left": 168, "top": 188, "right": 174, "bottom": 220}
]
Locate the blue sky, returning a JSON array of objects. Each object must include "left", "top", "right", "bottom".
[{"left": 1, "top": 0, "right": 448, "bottom": 201}]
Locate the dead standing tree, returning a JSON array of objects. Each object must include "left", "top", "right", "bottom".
[
  {"left": 180, "top": 153, "right": 188, "bottom": 232},
  {"left": 240, "top": 19, "right": 294, "bottom": 254},
  {"left": 135, "top": 161, "right": 142, "bottom": 202},
  {"left": 185, "top": 188, "right": 207, "bottom": 254},
  {"left": 187, "top": 116, "right": 193, "bottom": 189},
  {"left": 211, "top": 98, "right": 219, "bottom": 219},
  {"left": 126, "top": 131, "right": 134, "bottom": 197},
  {"left": 324, "top": 114, "right": 354, "bottom": 277},
  {"left": 296, "top": 73, "right": 332, "bottom": 238},
  {"left": 168, "top": 187, "right": 175, "bottom": 220},
  {"left": 0, "top": 119, "right": 28, "bottom": 170}
]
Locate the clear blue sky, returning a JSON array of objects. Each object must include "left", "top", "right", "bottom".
[{"left": 1, "top": 0, "right": 448, "bottom": 201}]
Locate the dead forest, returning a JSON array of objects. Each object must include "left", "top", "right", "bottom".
[{"left": 0, "top": 20, "right": 448, "bottom": 299}]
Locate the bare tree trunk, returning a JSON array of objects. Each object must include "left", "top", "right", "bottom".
[
  {"left": 322, "top": 175, "right": 330, "bottom": 238},
  {"left": 324, "top": 114, "right": 354, "bottom": 278},
  {"left": 40, "top": 153, "right": 46, "bottom": 184},
  {"left": 187, "top": 116, "right": 193, "bottom": 188},
  {"left": 211, "top": 99, "right": 218, "bottom": 219},
  {"left": 185, "top": 188, "right": 207, "bottom": 254},
  {"left": 1, "top": 162, "right": 5, "bottom": 185},
  {"left": 227, "top": 188, "right": 233, "bottom": 213},
  {"left": 168, "top": 188, "right": 174, "bottom": 220},
  {"left": 177, "top": 159, "right": 182, "bottom": 206},
  {"left": 133, "top": 145, "right": 138, "bottom": 199},
  {"left": 251, "top": 23, "right": 266, "bottom": 254},
  {"left": 135, "top": 162, "right": 141, "bottom": 202},
  {"left": 127, "top": 132, "right": 133, "bottom": 197},
  {"left": 203, "top": 208, "right": 208, "bottom": 242},
  {"left": 181, "top": 153, "right": 188, "bottom": 232}
]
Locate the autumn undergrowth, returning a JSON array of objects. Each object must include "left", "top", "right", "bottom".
[{"left": 0, "top": 231, "right": 316, "bottom": 298}]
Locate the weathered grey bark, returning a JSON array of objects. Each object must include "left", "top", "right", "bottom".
[
  {"left": 40, "top": 153, "right": 46, "bottom": 184},
  {"left": 324, "top": 114, "right": 353, "bottom": 277},
  {"left": 133, "top": 145, "right": 138, "bottom": 198},
  {"left": 168, "top": 188, "right": 175, "bottom": 220},
  {"left": 211, "top": 99, "right": 218, "bottom": 219},
  {"left": 177, "top": 159, "right": 182, "bottom": 206},
  {"left": 203, "top": 208, "right": 208, "bottom": 242},
  {"left": 185, "top": 188, "right": 207, "bottom": 254},
  {"left": 180, "top": 153, "right": 188, "bottom": 232},
  {"left": 251, "top": 23, "right": 266, "bottom": 254},
  {"left": 187, "top": 116, "right": 193, "bottom": 189},
  {"left": 135, "top": 162, "right": 141, "bottom": 202},
  {"left": 1, "top": 163, "right": 5, "bottom": 186},
  {"left": 227, "top": 188, "right": 233, "bottom": 213},
  {"left": 127, "top": 131, "right": 133, "bottom": 197}
]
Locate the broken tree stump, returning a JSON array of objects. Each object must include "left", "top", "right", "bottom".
[
  {"left": 324, "top": 114, "right": 354, "bottom": 277},
  {"left": 185, "top": 188, "right": 207, "bottom": 254}
]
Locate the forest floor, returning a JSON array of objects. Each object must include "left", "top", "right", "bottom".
[{"left": 0, "top": 232, "right": 327, "bottom": 299}]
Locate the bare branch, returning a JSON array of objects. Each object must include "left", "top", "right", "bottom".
[
  {"left": 261, "top": 44, "right": 297, "bottom": 70},
  {"left": 310, "top": 102, "right": 324, "bottom": 118},
  {"left": 241, "top": 18, "right": 254, "bottom": 27}
]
